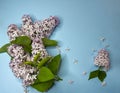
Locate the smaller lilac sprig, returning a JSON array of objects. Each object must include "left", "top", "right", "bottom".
[{"left": 88, "top": 49, "right": 110, "bottom": 82}]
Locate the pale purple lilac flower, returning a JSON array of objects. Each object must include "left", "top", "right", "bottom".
[
  {"left": 7, "top": 24, "right": 20, "bottom": 41},
  {"left": 7, "top": 15, "right": 59, "bottom": 86},
  {"left": 8, "top": 44, "right": 25, "bottom": 58},
  {"left": 21, "top": 15, "right": 34, "bottom": 37},
  {"left": 8, "top": 45, "right": 37, "bottom": 86},
  {"left": 94, "top": 49, "right": 110, "bottom": 70},
  {"left": 31, "top": 38, "right": 48, "bottom": 59},
  {"left": 9, "top": 58, "right": 37, "bottom": 86}
]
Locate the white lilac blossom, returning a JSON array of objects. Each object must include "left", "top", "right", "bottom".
[
  {"left": 8, "top": 44, "right": 25, "bottom": 58},
  {"left": 8, "top": 45, "right": 37, "bottom": 86},
  {"left": 9, "top": 58, "right": 37, "bottom": 86},
  {"left": 82, "top": 71, "right": 87, "bottom": 75},
  {"left": 7, "top": 24, "right": 20, "bottom": 41},
  {"left": 21, "top": 15, "right": 34, "bottom": 37},
  {"left": 21, "top": 15, "right": 59, "bottom": 40},
  {"left": 40, "top": 16, "right": 59, "bottom": 38},
  {"left": 94, "top": 49, "right": 110, "bottom": 70},
  {"left": 7, "top": 15, "right": 59, "bottom": 86},
  {"left": 31, "top": 38, "right": 48, "bottom": 59}
]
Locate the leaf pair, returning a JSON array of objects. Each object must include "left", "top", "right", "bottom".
[
  {"left": 0, "top": 36, "right": 32, "bottom": 54},
  {"left": 32, "top": 67, "right": 55, "bottom": 92},
  {"left": 88, "top": 69, "right": 106, "bottom": 82},
  {"left": 32, "top": 79, "right": 54, "bottom": 92},
  {"left": 31, "top": 54, "right": 61, "bottom": 92},
  {"left": 0, "top": 36, "right": 58, "bottom": 54}
]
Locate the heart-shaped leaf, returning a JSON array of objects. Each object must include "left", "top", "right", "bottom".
[
  {"left": 48, "top": 54, "right": 61, "bottom": 74},
  {"left": 88, "top": 70, "right": 99, "bottom": 80},
  {"left": 42, "top": 38, "right": 58, "bottom": 47},
  {"left": 37, "top": 56, "right": 52, "bottom": 69},
  {"left": 32, "top": 80, "right": 54, "bottom": 92},
  {"left": 98, "top": 70, "right": 106, "bottom": 82},
  {"left": 11, "top": 36, "right": 32, "bottom": 53},
  {"left": 0, "top": 43, "right": 11, "bottom": 53},
  {"left": 37, "top": 67, "right": 55, "bottom": 82}
]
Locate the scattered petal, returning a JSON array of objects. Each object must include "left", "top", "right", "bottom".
[
  {"left": 82, "top": 71, "right": 87, "bottom": 75},
  {"left": 56, "top": 45, "right": 61, "bottom": 54},
  {"left": 105, "top": 44, "right": 110, "bottom": 48},
  {"left": 92, "top": 49, "right": 97, "bottom": 52},
  {"left": 68, "top": 80, "right": 74, "bottom": 84},
  {"left": 65, "top": 48, "right": 70, "bottom": 51},
  {"left": 101, "top": 81, "right": 106, "bottom": 86},
  {"left": 100, "top": 37, "right": 106, "bottom": 42},
  {"left": 73, "top": 59, "right": 78, "bottom": 64}
]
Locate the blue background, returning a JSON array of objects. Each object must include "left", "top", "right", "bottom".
[{"left": 0, "top": 0, "right": 120, "bottom": 93}]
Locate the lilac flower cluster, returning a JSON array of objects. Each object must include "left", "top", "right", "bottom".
[
  {"left": 7, "top": 15, "right": 59, "bottom": 86},
  {"left": 94, "top": 49, "right": 110, "bottom": 70}
]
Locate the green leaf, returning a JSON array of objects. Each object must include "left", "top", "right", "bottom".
[
  {"left": 37, "top": 67, "right": 55, "bottom": 82},
  {"left": 88, "top": 70, "right": 99, "bottom": 80},
  {"left": 0, "top": 43, "right": 11, "bottom": 53},
  {"left": 54, "top": 75, "right": 63, "bottom": 81},
  {"left": 98, "top": 70, "right": 106, "bottom": 82},
  {"left": 32, "top": 78, "right": 40, "bottom": 85},
  {"left": 33, "top": 52, "right": 41, "bottom": 62},
  {"left": 31, "top": 80, "right": 54, "bottom": 92},
  {"left": 48, "top": 54, "right": 61, "bottom": 74},
  {"left": 42, "top": 38, "right": 58, "bottom": 47},
  {"left": 89, "top": 69, "right": 107, "bottom": 82},
  {"left": 23, "top": 61, "right": 37, "bottom": 67},
  {"left": 37, "top": 56, "right": 52, "bottom": 69},
  {"left": 11, "top": 36, "right": 32, "bottom": 53}
]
